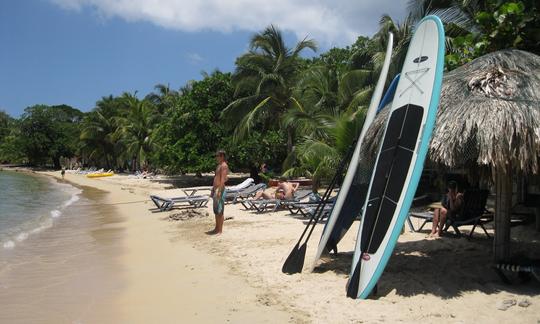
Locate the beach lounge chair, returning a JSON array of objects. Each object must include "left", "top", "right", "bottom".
[
  {"left": 444, "top": 189, "right": 492, "bottom": 238},
  {"left": 227, "top": 183, "right": 267, "bottom": 206},
  {"left": 286, "top": 195, "right": 335, "bottom": 217},
  {"left": 150, "top": 194, "right": 209, "bottom": 212},
  {"left": 292, "top": 202, "right": 334, "bottom": 218},
  {"left": 226, "top": 178, "right": 254, "bottom": 193},
  {"left": 408, "top": 189, "right": 492, "bottom": 238},
  {"left": 248, "top": 189, "right": 314, "bottom": 213}
]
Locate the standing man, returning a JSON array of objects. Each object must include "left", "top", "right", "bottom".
[{"left": 209, "top": 150, "right": 229, "bottom": 235}]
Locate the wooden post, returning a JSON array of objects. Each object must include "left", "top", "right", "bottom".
[{"left": 494, "top": 165, "right": 512, "bottom": 262}]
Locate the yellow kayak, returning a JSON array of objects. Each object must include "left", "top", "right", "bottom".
[{"left": 86, "top": 172, "right": 114, "bottom": 178}]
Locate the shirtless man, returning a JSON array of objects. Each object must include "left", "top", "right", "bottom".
[
  {"left": 254, "top": 180, "right": 299, "bottom": 200},
  {"left": 209, "top": 150, "right": 229, "bottom": 235}
]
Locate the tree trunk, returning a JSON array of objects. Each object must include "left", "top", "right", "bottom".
[
  {"left": 494, "top": 165, "right": 512, "bottom": 262},
  {"left": 286, "top": 126, "right": 294, "bottom": 154}
]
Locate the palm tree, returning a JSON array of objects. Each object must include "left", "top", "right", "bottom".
[
  {"left": 373, "top": 14, "right": 415, "bottom": 78},
  {"left": 282, "top": 110, "right": 366, "bottom": 188},
  {"left": 145, "top": 83, "right": 179, "bottom": 115},
  {"left": 281, "top": 63, "right": 373, "bottom": 185},
  {"left": 80, "top": 96, "right": 123, "bottom": 169},
  {"left": 115, "top": 94, "right": 157, "bottom": 171},
  {"left": 222, "top": 25, "right": 317, "bottom": 153}
]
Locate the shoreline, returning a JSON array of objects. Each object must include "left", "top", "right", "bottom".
[
  {"left": 0, "top": 171, "right": 124, "bottom": 323},
  {"left": 2, "top": 167, "right": 539, "bottom": 323},
  {"left": 37, "top": 170, "right": 299, "bottom": 323}
]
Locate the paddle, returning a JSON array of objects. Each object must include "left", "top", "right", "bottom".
[{"left": 282, "top": 142, "right": 356, "bottom": 274}]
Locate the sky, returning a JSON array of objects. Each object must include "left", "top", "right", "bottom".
[{"left": 0, "top": 0, "right": 408, "bottom": 116}]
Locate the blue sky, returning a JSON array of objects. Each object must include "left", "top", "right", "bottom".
[{"left": 0, "top": 0, "right": 407, "bottom": 116}]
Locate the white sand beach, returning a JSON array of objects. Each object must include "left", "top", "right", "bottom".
[{"left": 18, "top": 171, "right": 540, "bottom": 323}]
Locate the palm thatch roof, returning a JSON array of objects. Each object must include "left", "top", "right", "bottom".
[{"left": 363, "top": 49, "right": 540, "bottom": 176}]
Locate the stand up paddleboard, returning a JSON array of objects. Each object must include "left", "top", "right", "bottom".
[
  {"left": 347, "top": 15, "right": 445, "bottom": 299},
  {"left": 312, "top": 33, "right": 394, "bottom": 267}
]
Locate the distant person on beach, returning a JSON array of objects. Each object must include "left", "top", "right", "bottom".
[
  {"left": 209, "top": 150, "right": 229, "bottom": 235},
  {"left": 430, "top": 180, "right": 463, "bottom": 237},
  {"left": 254, "top": 180, "right": 299, "bottom": 200},
  {"left": 61, "top": 167, "right": 65, "bottom": 179}
]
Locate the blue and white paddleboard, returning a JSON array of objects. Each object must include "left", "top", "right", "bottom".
[
  {"left": 312, "top": 33, "right": 394, "bottom": 268},
  {"left": 347, "top": 15, "right": 445, "bottom": 299}
]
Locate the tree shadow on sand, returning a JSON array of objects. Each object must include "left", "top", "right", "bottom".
[{"left": 313, "top": 234, "right": 540, "bottom": 299}]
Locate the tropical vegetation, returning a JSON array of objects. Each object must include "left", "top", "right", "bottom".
[{"left": 0, "top": 0, "right": 538, "bottom": 182}]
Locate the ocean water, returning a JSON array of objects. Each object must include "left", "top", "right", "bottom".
[
  {"left": 0, "top": 171, "right": 125, "bottom": 322},
  {"left": 0, "top": 170, "right": 82, "bottom": 249}
]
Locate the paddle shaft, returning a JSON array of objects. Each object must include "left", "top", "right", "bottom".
[
  {"left": 294, "top": 140, "right": 357, "bottom": 247},
  {"left": 302, "top": 143, "right": 358, "bottom": 245}
]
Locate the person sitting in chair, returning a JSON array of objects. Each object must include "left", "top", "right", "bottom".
[
  {"left": 430, "top": 180, "right": 464, "bottom": 237},
  {"left": 254, "top": 180, "right": 299, "bottom": 200}
]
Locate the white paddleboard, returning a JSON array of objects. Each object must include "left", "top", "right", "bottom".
[
  {"left": 347, "top": 15, "right": 445, "bottom": 299},
  {"left": 312, "top": 33, "right": 394, "bottom": 269}
]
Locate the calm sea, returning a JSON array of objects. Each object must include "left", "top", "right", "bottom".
[
  {"left": 0, "top": 170, "right": 125, "bottom": 322},
  {"left": 0, "top": 170, "right": 82, "bottom": 249}
]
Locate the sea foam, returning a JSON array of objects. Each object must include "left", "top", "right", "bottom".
[{"left": 2, "top": 181, "right": 82, "bottom": 250}]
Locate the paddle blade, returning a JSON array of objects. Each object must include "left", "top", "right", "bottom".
[
  {"left": 346, "top": 260, "right": 361, "bottom": 298},
  {"left": 282, "top": 242, "right": 307, "bottom": 274}
]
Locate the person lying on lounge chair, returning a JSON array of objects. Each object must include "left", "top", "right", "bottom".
[
  {"left": 430, "top": 180, "right": 463, "bottom": 237},
  {"left": 253, "top": 180, "right": 299, "bottom": 200}
]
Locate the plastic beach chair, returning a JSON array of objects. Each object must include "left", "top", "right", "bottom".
[
  {"left": 227, "top": 183, "right": 267, "bottom": 206},
  {"left": 226, "top": 178, "right": 254, "bottom": 193},
  {"left": 150, "top": 194, "right": 210, "bottom": 212},
  {"left": 248, "top": 189, "right": 314, "bottom": 213}
]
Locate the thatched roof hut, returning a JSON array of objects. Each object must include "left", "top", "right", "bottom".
[
  {"left": 431, "top": 49, "right": 540, "bottom": 174},
  {"left": 363, "top": 49, "right": 540, "bottom": 261}
]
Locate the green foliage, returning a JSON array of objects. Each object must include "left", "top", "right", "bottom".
[
  {"left": 223, "top": 130, "right": 287, "bottom": 172},
  {"left": 114, "top": 94, "right": 157, "bottom": 170},
  {"left": 437, "top": 0, "right": 540, "bottom": 69},
  {"left": 3, "top": 11, "right": 538, "bottom": 178},
  {"left": 222, "top": 25, "right": 317, "bottom": 152},
  {"left": 80, "top": 95, "right": 125, "bottom": 169},
  {"left": 151, "top": 71, "right": 233, "bottom": 174},
  {"left": 0, "top": 111, "right": 25, "bottom": 163},
  {"left": 18, "top": 105, "right": 83, "bottom": 168}
]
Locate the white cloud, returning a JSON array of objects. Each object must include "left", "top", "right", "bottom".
[
  {"left": 49, "top": 0, "right": 408, "bottom": 47},
  {"left": 186, "top": 52, "right": 204, "bottom": 64}
]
